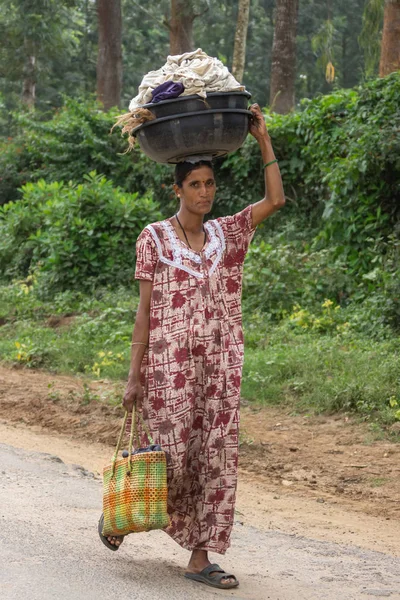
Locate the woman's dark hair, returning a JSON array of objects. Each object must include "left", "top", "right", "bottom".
[{"left": 174, "top": 160, "right": 214, "bottom": 188}]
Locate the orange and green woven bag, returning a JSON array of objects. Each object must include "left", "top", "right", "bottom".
[{"left": 102, "top": 409, "right": 170, "bottom": 537}]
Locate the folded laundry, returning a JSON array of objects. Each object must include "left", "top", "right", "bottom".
[
  {"left": 151, "top": 81, "right": 185, "bottom": 103},
  {"left": 183, "top": 154, "right": 213, "bottom": 164},
  {"left": 129, "top": 48, "right": 244, "bottom": 110}
]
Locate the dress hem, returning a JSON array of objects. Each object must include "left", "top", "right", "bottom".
[{"left": 165, "top": 530, "right": 230, "bottom": 555}]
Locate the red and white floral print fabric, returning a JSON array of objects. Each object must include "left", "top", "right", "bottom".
[{"left": 134, "top": 205, "right": 255, "bottom": 554}]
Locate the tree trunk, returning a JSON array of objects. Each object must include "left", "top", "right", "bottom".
[
  {"left": 170, "top": 0, "right": 195, "bottom": 55},
  {"left": 269, "top": 0, "right": 299, "bottom": 114},
  {"left": 96, "top": 0, "right": 122, "bottom": 110},
  {"left": 21, "top": 38, "right": 36, "bottom": 109},
  {"left": 232, "top": 0, "right": 251, "bottom": 83},
  {"left": 380, "top": 0, "right": 400, "bottom": 77}
]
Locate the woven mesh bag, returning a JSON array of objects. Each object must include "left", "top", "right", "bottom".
[{"left": 102, "top": 409, "right": 170, "bottom": 537}]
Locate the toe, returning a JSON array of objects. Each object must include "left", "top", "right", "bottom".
[
  {"left": 210, "top": 572, "right": 237, "bottom": 586},
  {"left": 107, "top": 535, "right": 123, "bottom": 546}
]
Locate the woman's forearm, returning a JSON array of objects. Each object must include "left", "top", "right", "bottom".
[
  {"left": 250, "top": 134, "right": 285, "bottom": 226},
  {"left": 128, "top": 280, "right": 153, "bottom": 380},
  {"left": 259, "top": 135, "right": 285, "bottom": 207},
  {"left": 128, "top": 308, "right": 150, "bottom": 379},
  {"left": 248, "top": 104, "right": 286, "bottom": 226}
]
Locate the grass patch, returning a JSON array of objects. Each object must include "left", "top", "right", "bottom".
[
  {"left": 0, "top": 283, "right": 137, "bottom": 377},
  {"left": 368, "top": 477, "right": 388, "bottom": 488},
  {"left": 1, "top": 281, "right": 400, "bottom": 430},
  {"left": 242, "top": 329, "right": 400, "bottom": 424}
]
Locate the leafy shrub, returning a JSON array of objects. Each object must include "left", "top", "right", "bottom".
[
  {"left": 0, "top": 282, "right": 136, "bottom": 377},
  {"left": 286, "top": 299, "right": 351, "bottom": 334},
  {"left": 0, "top": 97, "right": 173, "bottom": 208},
  {"left": 1, "top": 76, "right": 400, "bottom": 303},
  {"left": 219, "top": 74, "right": 400, "bottom": 274},
  {"left": 243, "top": 234, "right": 352, "bottom": 318},
  {"left": 0, "top": 172, "right": 162, "bottom": 291},
  {"left": 2, "top": 76, "right": 400, "bottom": 250},
  {"left": 242, "top": 330, "right": 400, "bottom": 425}
]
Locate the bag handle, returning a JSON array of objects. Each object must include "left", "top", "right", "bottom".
[{"left": 111, "top": 407, "right": 155, "bottom": 476}]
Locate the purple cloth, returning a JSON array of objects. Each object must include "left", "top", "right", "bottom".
[{"left": 151, "top": 81, "right": 185, "bottom": 104}]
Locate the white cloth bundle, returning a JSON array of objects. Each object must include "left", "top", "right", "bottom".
[{"left": 129, "top": 48, "right": 244, "bottom": 111}]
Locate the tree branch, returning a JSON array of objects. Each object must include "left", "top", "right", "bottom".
[
  {"left": 163, "top": 16, "right": 172, "bottom": 31},
  {"left": 194, "top": 5, "right": 210, "bottom": 19},
  {"left": 131, "top": 0, "right": 166, "bottom": 28}
]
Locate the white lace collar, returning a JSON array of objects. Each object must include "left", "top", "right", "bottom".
[{"left": 146, "top": 219, "right": 225, "bottom": 278}]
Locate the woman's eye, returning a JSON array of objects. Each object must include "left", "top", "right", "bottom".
[{"left": 207, "top": 180, "right": 215, "bottom": 187}]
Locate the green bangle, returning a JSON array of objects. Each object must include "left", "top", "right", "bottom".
[{"left": 264, "top": 159, "right": 278, "bottom": 168}]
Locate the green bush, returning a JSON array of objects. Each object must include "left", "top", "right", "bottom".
[
  {"left": 1, "top": 279, "right": 399, "bottom": 428},
  {"left": 243, "top": 233, "right": 352, "bottom": 319},
  {"left": 243, "top": 233, "right": 399, "bottom": 338},
  {"left": 220, "top": 74, "right": 400, "bottom": 271},
  {"left": 0, "top": 281, "right": 137, "bottom": 376},
  {"left": 242, "top": 331, "right": 400, "bottom": 426},
  {"left": 1, "top": 76, "right": 399, "bottom": 304},
  {"left": 0, "top": 97, "right": 173, "bottom": 207},
  {"left": 2, "top": 76, "right": 399, "bottom": 254},
  {"left": 0, "top": 172, "right": 162, "bottom": 292}
]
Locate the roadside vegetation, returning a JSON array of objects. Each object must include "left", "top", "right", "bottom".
[{"left": 1, "top": 74, "right": 399, "bottom": 433}]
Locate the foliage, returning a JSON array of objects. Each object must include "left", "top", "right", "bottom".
[
  {"left": 1, "top": 75, "right": 399, "bottom": 302},
  {"left": 359, "top": 0, "right": 385, "bottom": 76},
  {"left": 242, "top": 329, "right": 400, "bottom": 426},
  {"left": 1, "top": 280, "right": 399, "bottom": 429},
  {"left": 243, "top": 230, "right": 400, "bottom": 337},
  {"left": 242, "top": 235, "right": 352, "bottom": 318},
  {"left": 0, "top": 97, "right": 172, "bottom": 205},
  {"left": 222, "top": 74, "right": 400, "bottom": 279},
  {"left": 0, "top": 173, "right": 162, "bottom": 292},
  {"left": 311, "top": 19, "right": 337, "bottom": 77},
  {"left": 0, "top": 0, "right": 85, "bottom": 115},
  {"left": 3, "top": 76, "right": 399, "bottom": 249},
  {"left": 0, "top": 0, "right": 381, "bottom": 128},
  {"left": 315, "top": 75, "right": 400, "bottom": 268},
  {"left": 0, "top": 282, "right": 136, "bottom": 375},
  {"left": 286, "top": 299, "right": 351, "bottom": 335}
]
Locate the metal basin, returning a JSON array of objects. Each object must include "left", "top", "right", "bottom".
[
  {"left": 142, "top": 91, "right": 252, "bottom": 119},
  {"left": 133, "top": 108, "right": 252, "bottom": 164}
]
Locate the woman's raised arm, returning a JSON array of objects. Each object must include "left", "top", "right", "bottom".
[{"left": 248, "top": 104, "right": 285, "bottom": 227}]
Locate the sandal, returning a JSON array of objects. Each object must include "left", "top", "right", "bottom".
[
  {"left": 98, "top": 514, "right": 124, "bottom": 552},
  {"left": 184, "top": 563, "right": 239, "bottom": 589}
]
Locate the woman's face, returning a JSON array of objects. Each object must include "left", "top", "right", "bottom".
[{"left": 174, "top": 166, "right": 216, "bottom": 216}]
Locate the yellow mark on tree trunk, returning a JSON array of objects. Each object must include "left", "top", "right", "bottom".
[{"left": 326, "top": 62, "right": 335, "bottom": 83}]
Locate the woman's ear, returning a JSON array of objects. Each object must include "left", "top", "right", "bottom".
[{"left": 173, "top": 183, "right": 181, "bottom": 198}]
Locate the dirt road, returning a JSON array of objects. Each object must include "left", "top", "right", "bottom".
[
  {"left": 1, "top": 365, "right": 400, "bottom": 598},
  {"left": 1, "top": 441, "right": 400, "bottom": 600}
]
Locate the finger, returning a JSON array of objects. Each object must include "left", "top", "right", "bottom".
[
  {"left": 123, "top": 401, "right": 134, "bottom": 413},
  {"left": 123, "top": 393, "right": 135, "bottom": 409},
  {"left": 250, "top": 111, "right": 262, "bottom": 124}
]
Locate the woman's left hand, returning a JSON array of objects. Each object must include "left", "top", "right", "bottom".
[{"left": 249, "top": 103, "right": 270, "bottom": 142}]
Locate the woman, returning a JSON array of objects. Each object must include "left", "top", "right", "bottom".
[{"left": 104, "top": 104, "right": 285, "bottom": 589}]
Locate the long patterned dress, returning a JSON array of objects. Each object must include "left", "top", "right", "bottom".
[{"left": 134, "top": 205, "right": 255, "bottom": 555}]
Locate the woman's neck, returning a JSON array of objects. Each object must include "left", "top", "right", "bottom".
[{"left": 175, "top": 208, "right": 204, "bottom": 233}]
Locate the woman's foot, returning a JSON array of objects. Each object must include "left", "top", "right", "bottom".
[
  {"left": 186, "top": 550, "right": 238, "bottom": 587},
  {"left": 107, "top": 535, "right": 124, "bottom": 548},
  {"left": 98, "top": 514, "right": 124, "bottom": 551}
]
